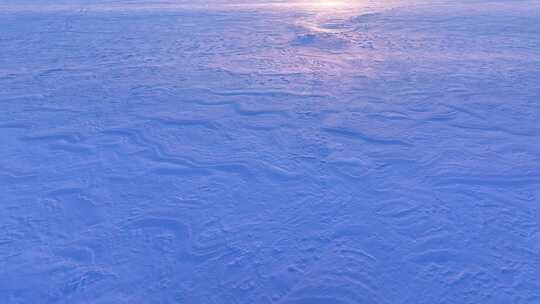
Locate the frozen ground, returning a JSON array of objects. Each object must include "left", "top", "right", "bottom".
[{"left": 1, "top": 0, "right": 540, "bottom": 303}]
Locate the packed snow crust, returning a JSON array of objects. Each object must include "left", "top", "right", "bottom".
[{"left": 1, "top": 0, "right": 540, "bottom": 303}]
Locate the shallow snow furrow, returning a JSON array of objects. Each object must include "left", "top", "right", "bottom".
[{"left": 1, "top": 1, "right": 540, "bottom": 303}]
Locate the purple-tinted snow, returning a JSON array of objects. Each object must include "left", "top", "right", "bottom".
[{"left": 1, "top": 0, "right": 540, "bottom": 303}]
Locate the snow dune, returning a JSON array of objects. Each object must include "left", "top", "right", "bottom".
[{"left": 1, "top": 0, "right": 539, "bottom": 303}]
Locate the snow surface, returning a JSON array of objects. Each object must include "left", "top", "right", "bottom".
[{"left": 1, "top": 0, "right": 540, "bottom": 303}]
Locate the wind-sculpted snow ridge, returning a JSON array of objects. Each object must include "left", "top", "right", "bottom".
[{"left": 1, "top": 0, "right": 540, "bottom": 303}]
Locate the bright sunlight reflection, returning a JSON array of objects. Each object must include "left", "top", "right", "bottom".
[{"left": 228, "top": 1, "right": 353, "bottom": 11}]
